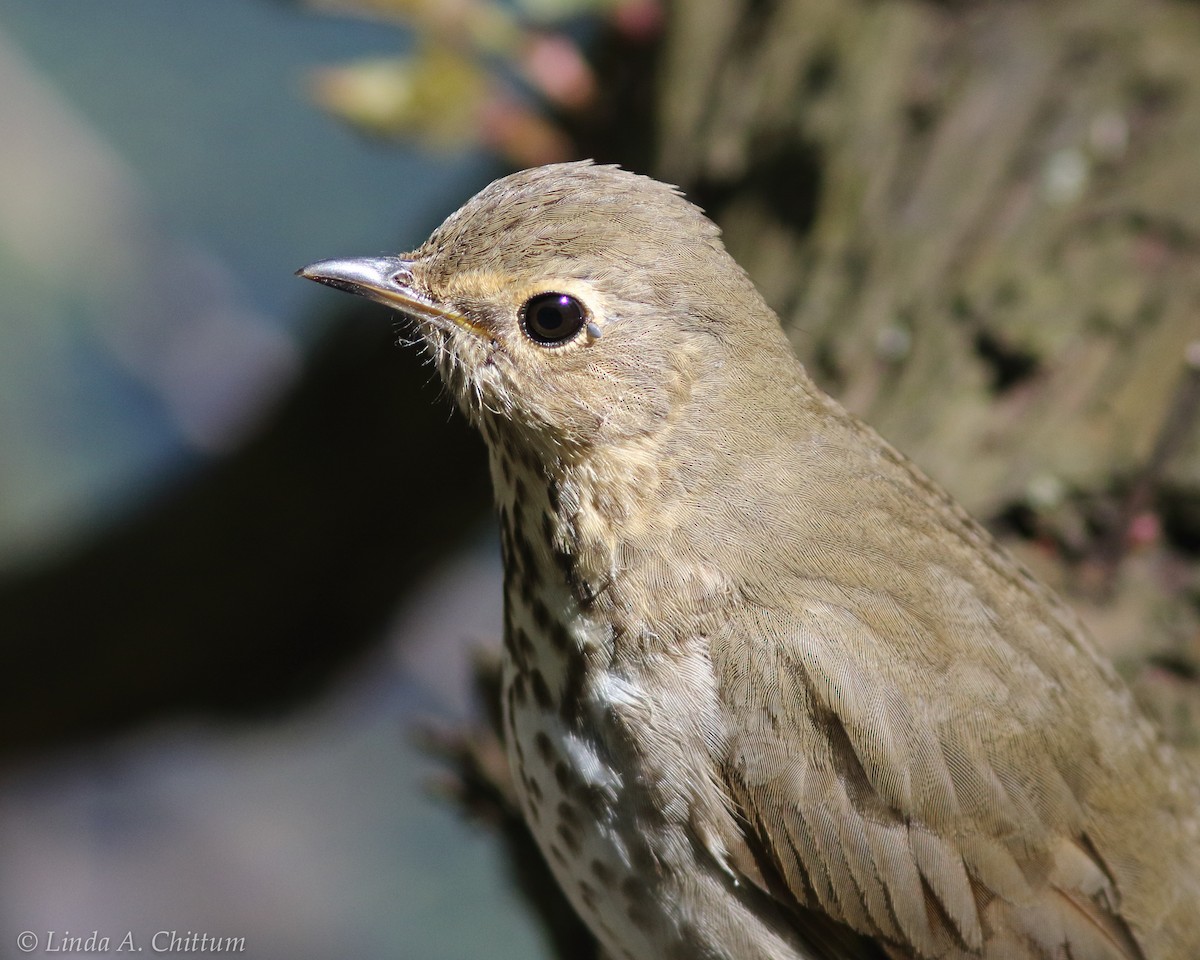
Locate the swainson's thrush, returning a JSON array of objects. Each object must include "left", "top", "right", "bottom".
[{"left": 300, "top": 162, "right": 1199, "bottom": 960}]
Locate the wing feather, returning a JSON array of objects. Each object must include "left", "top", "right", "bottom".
[{"left": 710, "top": 592, "right": 1145, "bottom": 959}]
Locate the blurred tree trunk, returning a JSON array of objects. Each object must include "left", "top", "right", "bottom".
[{"left": 647, "top": 0, "right": 1200, "bottom": 742}]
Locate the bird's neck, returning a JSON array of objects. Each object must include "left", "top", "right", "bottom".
[{"left": 486, "top": 430, "right": 657, "bottom": 601}]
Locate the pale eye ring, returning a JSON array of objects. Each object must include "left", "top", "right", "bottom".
[{"left": 521, "top": 292, "right": 587, "bottom": 346}]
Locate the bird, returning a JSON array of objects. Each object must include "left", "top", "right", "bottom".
[{"left": 299, "top": 161, "right": 1200, "bottom": 960}]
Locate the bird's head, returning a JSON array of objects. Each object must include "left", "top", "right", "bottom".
[{"left": 299, "top": 161, "right": 789, "bottom": 462}]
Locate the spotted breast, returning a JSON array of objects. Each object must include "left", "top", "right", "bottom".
[{"left": 484, "top": 418, "right": 833, "bottom": 960}]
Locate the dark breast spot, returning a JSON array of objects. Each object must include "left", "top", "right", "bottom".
[
  {"left": 577, "top": 783, "right": 610, "bottom": 820},
  {"left": 556, "top": 821, "right": 581, "bottom": 855},
  {"left": 511, "top": 626, "right": 534, "bottom": 667},
  {"left": 549, "top": 621, "right": 571, "bottom": 653},
  {"left": 590, "top": 859, "right": 615, "bottom": 888},
  {"left": 630, "top": 845, "right": 658, "bottom": 877},
  {"left": 510, "top": 672, "right": 529, "bottom": 708},
  {"left": 511, "top": 528, "right": 540, "bottom": 573},
  {"left": 514, "top": 529, "right": 539, "bottom": 580},
  {"left": 560, "top": 652, "right": 588, "bottom": 725},
  {"left": 626, "top": 901, "right": 652, "bottom": 931},
  {"left": 621, "top": 875, "right": 649, "bottom": 902},
  {"left": 530, "top": 669, "right": 554, "bottom": 710},
  {"left": 530, "top": 596, "right": 553, "bottom": 632},
  {"left": 556, "top": 800, "right": 581, "bottom": 830}
]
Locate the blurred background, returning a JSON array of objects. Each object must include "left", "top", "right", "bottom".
[
  {"left": 0, "top": 1, "right": 554, "bottom": 957},
  {"left": 1, "top": 0, "right": 1198, "bottom": 958}
]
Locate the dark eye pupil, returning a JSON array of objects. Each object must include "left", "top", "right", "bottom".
[{"left": 523, "top": 292, "right": 585, "bottom": 345}]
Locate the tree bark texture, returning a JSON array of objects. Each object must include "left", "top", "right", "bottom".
[{"left": 649, "top": 0, "right": 1200, "bottom": 744}]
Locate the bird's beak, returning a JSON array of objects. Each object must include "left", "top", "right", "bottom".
[{"left": 296, "top": 256, "right": 481, "bottom": 334}]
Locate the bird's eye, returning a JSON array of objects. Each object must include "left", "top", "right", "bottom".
[{"left": 521, "top": 292, "right": 586, "bottom": 346}]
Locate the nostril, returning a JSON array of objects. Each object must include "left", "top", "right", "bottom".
[{"left": 386, "top": 258, "right": 417, "bottom": 286}]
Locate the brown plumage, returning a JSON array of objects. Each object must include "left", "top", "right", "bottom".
[{"left": 300, "top": 161, "right": 1200, "bottom": 960}]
